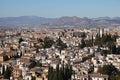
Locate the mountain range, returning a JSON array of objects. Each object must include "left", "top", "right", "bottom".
[{"left": 0, "top": 16, "right": 120, "bottom": 28}]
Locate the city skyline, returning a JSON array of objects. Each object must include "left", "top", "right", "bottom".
[{"left": 0, "top": 0, "right": 120, "bottom": 18}]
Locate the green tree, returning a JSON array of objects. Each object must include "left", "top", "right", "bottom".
[
  {"left": 19, "top": 37, "right": 24, "bottom": 44},
  {"left": 43, "top": 37, "right": 54, "bottom": 48},
  {"left": 48, "top": 65, "right": 54, "bottom": 80},
  {"left": 116, "top": 47, "right": 120, "bottom": 54},
  {"left": 48, "top": 64, "right": 72, "bottom": 80},
  {"left": 98, "top": 64, "right": 118, "bottom": 76},
  {"left": 38, "top": 38, "right": 43, "bottom": 43},
  {"left": 81, "top": 32, "right": 86, "bottom": 38},
  {"left": 110, "top": 43, "right": 116, "bottom": 54},
  {"left": 79, "top": 38, "right": 86, "bottom": 49},
  {"left": 98, "top": 64, "right": 120, "bottom": 80},
  {"left": 3, "top": 66, "right": 12, "bottom": 79},
  {"left": 109, "top": 74, "right": 120, "bottom": 80},
  {"left": 100, "top": 50, "right": 110, "bottom": 56},
  {"left": 55, "top": 37, "right": 67, "bottom": 50},
  {"left": 31, "top": 76, "right": 36, "bottom": 80}
]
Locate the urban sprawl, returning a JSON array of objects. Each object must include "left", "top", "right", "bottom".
[{"left": 0, "top": 27, "right": 120, "bottom": 80}]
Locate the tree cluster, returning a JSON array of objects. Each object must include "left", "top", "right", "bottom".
[
  {"left": 1, "top": 66, "right": 13, "bottom": 79},
  {"left": 43, "top": 37, "right": 54, "bottom": 48},
  {"left": 94, "top": 34, "right": 118, "bottom": 46},
  {"left": 19, "top": 37, "right": 24, "bottom": 44},
  {"left": 48, "top": 64, "right": 72, "bottom": 80},
  {"left": 55, "top": 37, "right": 67, "bottom": 50},
  {"left": 81, "top": 34, "right": 120, "bottom": 55},
  {"left": 79, "top": 38, "right": 86, "bottom": 49},
  {"left": 85, "top": 34, "right": 118, "bottom": 47},
  {"left": 97, "top": 64, "right": 120, "bottom": 80}
]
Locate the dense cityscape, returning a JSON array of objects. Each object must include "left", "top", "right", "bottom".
[{"left": 0, "top": 27, "right": 120, "bottom": 80}]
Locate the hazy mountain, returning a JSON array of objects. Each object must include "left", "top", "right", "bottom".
[
  {"left": 112, "top": 17, "right": 120, "bottom": 20},
  {"left": 92, "top": 16, "right": 111, "bottom": 20},
  {"left": 0, "top": 16, "right": 53, "bottom": 25},
  {"left": 0, "top": 16, "right": 120, "bottom": 28},
  {"left": 45, "top": 16, "right": 120, "bottom": 28}
]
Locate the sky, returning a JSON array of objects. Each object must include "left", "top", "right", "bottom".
[{"left": 0, "top": 0, "right": 120, "bottom": 18}]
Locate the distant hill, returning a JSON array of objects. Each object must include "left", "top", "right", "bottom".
[
  {"left": 0, "top": 16, "right": 53, "bottom": 24},
  {"left": 0, "top": 16, "right": 120, "bottom": 28}
]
